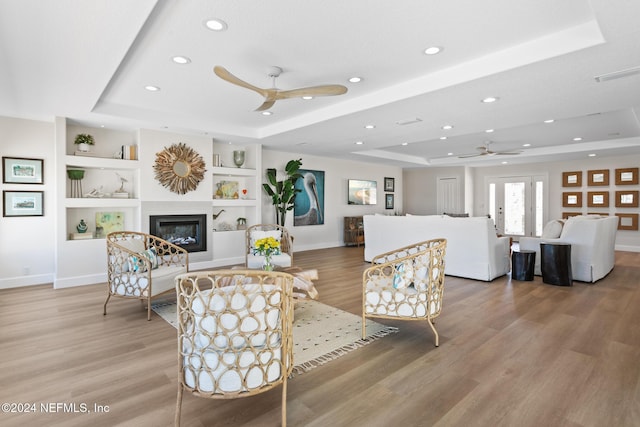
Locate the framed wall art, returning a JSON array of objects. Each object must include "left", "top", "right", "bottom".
[
  {"left": 615, "top": 190, "right": 639, "bottom": 208},
  {"left": 294, "top": 169, "right": 325, "bottom": 225},
  {"left": 562, "top": 171, "right": 582, "bottom": 187},
  {"left": 384, "top": 177, "right": 395, "bottom": 192},
  {"left": 348, "top": 179, "right": 377, "bottom": 205},
  {"left": 562, "top": 192, "right": 582, "bottom": 208},
  {"left": 2, "top": 157, "right": 43, "bottom": 184},
  {"left": 615, "top": 167, "right": 639, "bottom": 185},
  {"left": 616, "top": 213, "right": 639, "bottom": 231},
  {"left": 587, "top": 169, "right": 609, "bottom": 186},
  {"left": 3, "top": 190, "right": 44, "bottom": 217},
  {"left": 587, "top": 191, "right": 609, "bottom": 208},
  {"left": 562, "top": 212, "right": 582, "bottom": 219},
  {"left": 385, "top": 193, "right": 394, "bottom": 210}
]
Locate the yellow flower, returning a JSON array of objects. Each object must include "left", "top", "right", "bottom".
[{"left": 254, "top": 237, "right": 281, "bottom": 256}]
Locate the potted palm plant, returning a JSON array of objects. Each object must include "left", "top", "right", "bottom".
[
  {"left": 262, "top": 158, "right": 303, "bottom": 226},
  {"left": 74, "top": 133, "right": 95, "bottom": 152}
]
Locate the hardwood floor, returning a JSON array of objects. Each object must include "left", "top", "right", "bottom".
[{"left": 1, "top": 247, "right": 639, "bottom": 426}]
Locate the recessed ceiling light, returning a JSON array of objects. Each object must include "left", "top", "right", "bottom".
[
  {"left": 440, "top": 136, "right": 447, "bottom": 140},
  {"left": 447, "top": 152, "right": 453, "bottom": 156},
  {"left": 355, "top": 141, "right": 364, "bottom": 145},
  {"left": 573, "top": 137, "right": 583, "bottom": 141},
  {"left": 481, "top": 96, "right": 499, "bottom": 103},
  {"left": 172, "top": 56, "right": 191, "bottom": 64},
  {"left": 501, "top": 161, "right": 508, "bottom": 164},
  {"left": 261, "top": 111, "right": 272, "bottom": 116},
  {"left": 204, "top": 18, "right": 228, "bottom": 31},
  {"left": 145, "top": 85, "right": 160, "bottom": 92},
  {"left": 485, "top": 129, "right": 494, "bottom": 133},
  {"left": 424, "top": 46, "right": 442, "bottom": 55},
  {"left": 523, "top": 143, "right": 531, "bottom": 147},
  {"left": 401, "top": 142, "right": 408, "bottom": 146},
  {"left": 302, "top": 96, "right": 313, "bottom": 100},
  {"left": 588, "top": 153, "right": 596, "bottom": 157},
  {"left": 544, "top": 119, "right": 555, "bottom": 123},
  {"left": 442, "top": 124, "right": 453, "bottom": 130},
  {"left": 348, "top": 77, "right": 362, "bottom": 83},
  {"left": 364, "top": 124, "right": 375, "bottom": 129}
]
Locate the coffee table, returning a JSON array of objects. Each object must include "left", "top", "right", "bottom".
[{"left": 231, "top": 265, "right": 319, "bottom": 300}]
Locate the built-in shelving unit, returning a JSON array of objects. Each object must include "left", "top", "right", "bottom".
[{"left": 210, "top": 142, "right": 262, "bottom": 265}]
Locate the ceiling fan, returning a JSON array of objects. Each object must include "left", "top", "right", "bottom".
[
  {"left": 458, "top": 142, "right": 522, "bottom": 158},
  {"left": 214, "top": 65, "right": 348, "bottom": 111}
]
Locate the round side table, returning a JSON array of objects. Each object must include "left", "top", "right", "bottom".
[
  {"left": 540, "top": 242, "right": 573, "bottom": 286},
  {"left": 512, "top": 250, "right": 536, "bottom": 281}
]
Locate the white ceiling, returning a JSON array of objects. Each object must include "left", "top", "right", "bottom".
[{"left": 1, "top": 0, "right": 640, "bottom": 167}]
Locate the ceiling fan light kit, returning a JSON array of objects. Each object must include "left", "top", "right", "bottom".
[{"left": 214, "top": 65, "right": 348, "bottom": 111}]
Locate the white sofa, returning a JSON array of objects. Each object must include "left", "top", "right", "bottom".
[
  {"left": 519, "top": 215, "right": 618, "bottom": 283},
  {"left": 363, "top": 215, "right": 511, "bottom": 281}
]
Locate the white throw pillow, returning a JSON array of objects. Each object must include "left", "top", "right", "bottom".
[{"left": 541, "top": 219, "right": 565, "bottom": 238}]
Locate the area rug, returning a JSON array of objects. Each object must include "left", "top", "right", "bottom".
[{"left": 152, "top": 299, "right": 398, "bottom": 377}]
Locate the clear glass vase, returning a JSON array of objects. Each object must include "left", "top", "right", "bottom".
[{"left": 262, "top": 254, "right": 274, "bottom": 271}]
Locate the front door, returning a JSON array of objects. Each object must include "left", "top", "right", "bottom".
[{"left": 488, "top": 176, "right": 545, "bottom": 239}]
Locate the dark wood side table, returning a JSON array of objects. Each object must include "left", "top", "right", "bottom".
[
  {"left": 540, "top": 242, "right": 573, "bottom": 286},
  {"left": 512, "top": 250, "right": 536, "bottom": 281}
]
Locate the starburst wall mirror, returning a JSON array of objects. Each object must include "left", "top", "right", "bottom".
[{"left": 153, "top": 142, "right": 206, "bottom": 194}]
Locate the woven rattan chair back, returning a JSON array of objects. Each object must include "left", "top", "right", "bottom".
[
  {"left": 174, "top": 269, "right": 295, "bottom": 427},
  {"left": 362, "top": 238, "right": 447, "bottom": 346}
]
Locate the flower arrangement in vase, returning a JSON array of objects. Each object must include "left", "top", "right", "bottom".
[{"left": 253, "top": 236, "right": 281, "bottom": 271}]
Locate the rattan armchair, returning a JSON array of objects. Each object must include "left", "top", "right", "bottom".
[
  {"left": 174, "top": 270, "right": 295, "bottom": 427},
  {"left": 245, "top": 224, "right": 293, "bottom": 269},
  {"left": 104, "top": 231, "right": 188, "bottom": 320},
  {"left": 363, "top": 238, "right": 447, "bottom": 346}
]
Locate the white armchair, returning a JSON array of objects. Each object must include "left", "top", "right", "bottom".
[
  {"left": 245, "top": 224, "right": 293, "bottom": 269},
  {"left": 104, "top": 231, "right": 188, "bottom": 320},
  {"left": 363, "top": 238, "right": 447, "bottom": 346}
]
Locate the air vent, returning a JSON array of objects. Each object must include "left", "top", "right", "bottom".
[
  {"left": 595, "top": 66, "right": 640, "bottom": 82},
  {"left": 395, "top": 118, "right": 423, "bottom": 126}
]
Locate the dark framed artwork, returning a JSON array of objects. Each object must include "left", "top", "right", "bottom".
[
  {"left": 587, "top": 191, "right": 609, "bottom": 208},
  {"left": 587, "top": 169, "right": 609, "bottom": 186},
  {"left": 616, "top": 213, "right": 639, "bottom": 231},
  {"left": 615, "top": 190, "right": 639, "bottom": 208},
  {"left": 3, "top": 190, "right": 44, "bottom": 217},
  {"left": 562, "top": 171, "right": 582, "bottom": 187},
  {"left": 562, "top": 192, "right": 582, "bottom": 208},
  {"left": 2, "top": 157, "right": 43, "bottom": 184},
  {"left": 294, "top": 169, "right": 325, "bottom": 225},
  {"left": 385, "top": 193, "right": 394, "bottom": 210},
  {"left": 384, "top": 177, "right": 395, "bottom": 192},
  {"left": 615, "top": 167, "right": 639, "bottom": 185}
]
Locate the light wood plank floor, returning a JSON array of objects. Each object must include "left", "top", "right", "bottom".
[{"left": 1, "top": 247, "right": 639, "bottom": 427}]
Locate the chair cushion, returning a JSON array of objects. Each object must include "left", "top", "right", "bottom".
[
  {"left": 392, "top": 260, "right": 414, "bottom": 289},
  {"left": 541, "top": 219, "right": 565, "bottom": 238}
]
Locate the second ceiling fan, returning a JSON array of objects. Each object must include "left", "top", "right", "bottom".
[
  {"left": 458, "top": 142, "right": 522, "bottom": 158},
  {"left": 214, "top": 65, "right": 348, "bottom": 111}
]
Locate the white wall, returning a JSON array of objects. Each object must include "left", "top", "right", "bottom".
[
  {"left": 0, "top": 117, "right": 56, "bottom": 288},
  {"left": 403, "top": 166, "right": 467, "bottom": 215},
  {"left": 262, "top": 149, "right": 403, "bottom": 251}
]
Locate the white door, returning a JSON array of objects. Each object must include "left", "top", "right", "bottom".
[
  {"left": 488, "top": 176, "right": 545, "bottom": 238},
  {"left": 437, "top": 176, "right": 460, "bottom": 214}
]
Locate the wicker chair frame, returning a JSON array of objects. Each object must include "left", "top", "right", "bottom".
[
  {"left": 174, "top": 270, "right": 295, "bottom": 427},
  {"left": 104, "top": 231, "right": 189, "bottom": 320},
  {"left": 245, "top": 224, "right": 294, "bottom": 267},
  {"left": 362, "top": 238, "right": 447, "bottom": 346}
]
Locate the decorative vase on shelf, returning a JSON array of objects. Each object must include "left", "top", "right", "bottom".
[
  {"left": 233, "top": 150, "right": 245, "bottom": 168},
  {"left": 77, "top": 219, "right": 88, "bottom": 233}
]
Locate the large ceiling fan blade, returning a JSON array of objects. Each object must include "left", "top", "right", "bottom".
[
  {"left": 255, "top": 100, "right": 276, "bottom": 111},
  {"left": 214, "top": 66, "right": 268, "bottom": 97},
  {"left": 276, "top": 84, "right": 348, "bottom": 99},
  {"left": 495, "top": 150, "right": 522, "bottom": 155},
  {"left": 458, "top": 153, "right": 485, "bottom": 158}
]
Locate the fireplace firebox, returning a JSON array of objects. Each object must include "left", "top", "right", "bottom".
[{"left": 149, "top": 214, "right": 206, "bottom": 253}]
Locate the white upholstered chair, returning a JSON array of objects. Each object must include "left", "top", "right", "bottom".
[
  {"left": 174, "top": 270, "right": 295, "bottom": 427},
  {"left": 245, "top": 224, "right": 293, "bottom": 269},
  {"left": 362, "top": 238, "right": 447, "bottom": 346},
  {"left": 104, "top": 231, "right": 188, "bottom": 320}
]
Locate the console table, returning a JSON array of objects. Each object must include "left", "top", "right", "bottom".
[{"left": 344, "top": 216, "right": 364, "bottom": 247}]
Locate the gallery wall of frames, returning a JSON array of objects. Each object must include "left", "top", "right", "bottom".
[{"left": 562, "top": 167, "right": 639, "bottom": 231}]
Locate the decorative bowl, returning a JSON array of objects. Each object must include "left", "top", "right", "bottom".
[{"left": 67, "top": 169, "right": 85, "bottom": 180}]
